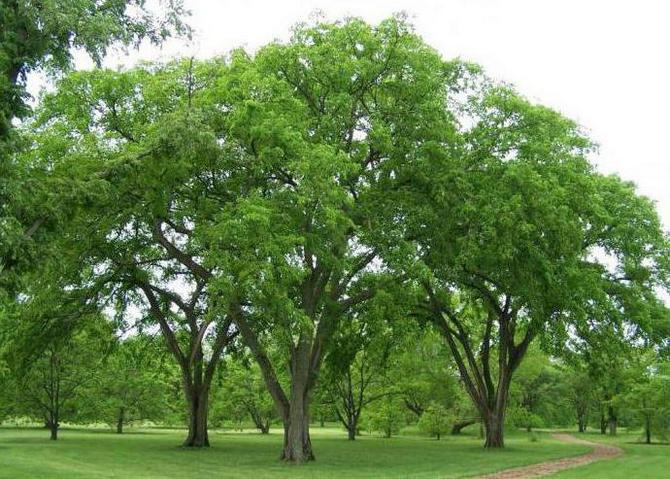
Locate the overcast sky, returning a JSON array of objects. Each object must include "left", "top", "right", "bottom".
[{"left": 59, "top": 0, "right": 670, "bottom": 227}]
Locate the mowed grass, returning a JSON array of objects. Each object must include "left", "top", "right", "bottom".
[
  {"left": 0, "top": 426, "right": 589, "bottom": 479},
  {"left": 551, "top": 430, "right": 670, "bottom": 479}
]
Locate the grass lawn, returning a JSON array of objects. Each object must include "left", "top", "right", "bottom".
[
  {"left": 0, "top": 426, "right": 589, "bottom": 478},
  {"left": 551, "top": 430, "right": 670, "bottom": 479}
]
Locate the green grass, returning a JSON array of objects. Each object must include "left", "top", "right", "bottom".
[
  {"left": 0, "top": 426, "right": 588, "bottom": 478},
  {"left": 551, "top": 430, "right": 670, "bottom": 479}
]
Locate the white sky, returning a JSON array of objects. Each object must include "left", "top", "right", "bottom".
[{"left": 54, "top": 0, "right": 670, "bottom": 227}]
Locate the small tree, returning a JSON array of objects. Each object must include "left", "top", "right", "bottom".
[
  {"left": 623, "top": 357, "right": 670, "bottom": 444},
  {"left": 213, "top": 358, "right": 276, "bottom": 434},
  {"left": 367, "top": 398, "right": 405, "bottom": 438},
  {"left": 81, "top": 334, "right": 173, "bottom": 433},
  {"left": 8, "top": 316, "right": 111, "bottom": 440},
  {"left": 418, "top": 403, "right": 453, "bottom": 440}
]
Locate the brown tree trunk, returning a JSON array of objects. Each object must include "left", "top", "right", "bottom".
[
  {"left": 281, "top": 406, "right": 314, "bottom": 462},
  {"left": 182, "top": 387, "right": 210, "bottom": 447},
  {"left": 281, "top": 379, "right": 314, "bottom": 463},
  {"left": 483, "top": 412, "right": 504, "bottom": 448},
  {"left": 600, "top": 412, "right": 607, "bottom": 434},
  {"left": 482, "top": 375, "right": 510, "bottom": 448}
]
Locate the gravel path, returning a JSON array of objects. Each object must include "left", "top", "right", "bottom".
[{"left": 471, "top": 433, "right": 623, "bottom": 478}]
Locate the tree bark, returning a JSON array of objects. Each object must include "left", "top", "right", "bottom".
[
  {"left": 483, "top": 411, "right": 505, "bottom": 448},
  {"left": 183, "top": 385, "right": 210, "bottom": 447},
  {"left": 600, "top": 411, "right": 608, "bottom": 434},
  {"left": 281, "top": 372, "right": 314, "bottom": 463},
  {"left": 281, "top": 402, "right": 314, "bottom": 462}
]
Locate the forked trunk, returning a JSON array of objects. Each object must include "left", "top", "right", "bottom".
[
  {"left": 481, "top": 376, "right": 510, "bottom": 449},
  {"left": 183, "top": 387, "right": 210, "bottom": 447}
]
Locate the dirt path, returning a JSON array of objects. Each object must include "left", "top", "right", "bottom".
[{"left": 472, "top": 433, "right": 623, "bottom": 479}]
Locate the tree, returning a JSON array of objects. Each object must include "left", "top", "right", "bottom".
[
  {"left": 418, "top": 403, "right": 453, "bottom": 440},
  {"left": 625, "top": 359, "right": 670, "bottom": 444},
  {"left": 83, "top": 333, "right": 173, "bottom": 434},
  {"left": 6, "top": 314, "right": 112, "bottom": 440},
  {"left": 0, "top": 0, "right": 188, "bottom": 291},
  {"left": 391, "top": 328, "right": 461, "bottom": 421},
  {"left": 20, "top": 60, "right": 239, "bottom": 447},
  {"left": 212, "top": 357, "right": 276, "bottom": 434},
  {"left": 206, "top": 16, "right": 452, "bottom": 462},
  {"left": 384, "top": 75, "right": 670, "bottom": 447},
  {"left": 509, "top": 348, "right": 564, "bottom": 432},
  {"left": 367, "top": 396, "right": 405, "bottom": 438},
  {"left": 321, "top": 295, "right": 403, "bottom": 440}
]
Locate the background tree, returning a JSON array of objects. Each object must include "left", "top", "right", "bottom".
[
  {"left": 366, "top": 396, "right": 405, "bottom": 438},
  {"left": 418, "top": 403, "right": 454, "bottom": 440},
  {"left": 6, "top": 313, "right": 112, "bottom": 440},
  {"left": 321, "top": 296, "right": 404, "bottom": 440},
  {"left": 82, "top": 333, "right": 173, "bottom": 433},
  {"left": 212, "top": 356, "right": 276, "bottom": 434}
]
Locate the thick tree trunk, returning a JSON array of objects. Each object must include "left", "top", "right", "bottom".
[
  {"left": 483, "top": 412, "right": 505, "bottom": 448},
  {"left": 600, "top": 412, "right": 608, "bottom": 434},
  {"left": 281, "top": 401, "right": 314, "bottom": 463},
  {"left": 182, "top": 387, "right": 210, "bottom": 447},
  {"left": 116, "top": 407, "right": 125, "bottom": 434}
]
